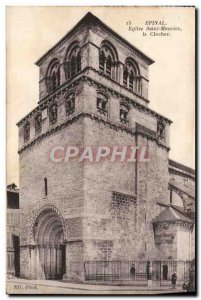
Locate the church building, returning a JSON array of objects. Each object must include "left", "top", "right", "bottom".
[{"left": 17, "top": 12, "right": 195, "bottom": 282}]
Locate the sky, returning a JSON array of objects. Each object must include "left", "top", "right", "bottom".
[{"left": 6, "top": 6, "right": 195, "bottom": 186}]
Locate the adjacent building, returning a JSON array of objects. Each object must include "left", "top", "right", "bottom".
[{"left": 7, "top": 184, "right": 20, "bottom": 277}]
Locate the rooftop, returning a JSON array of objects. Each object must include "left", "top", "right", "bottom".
[
  {"left": 153, "top": 205, "right": 193, "bottom": 224},
  {"left": 35, "top": 12, "right": 155, "bottom": 66},
  {"left": 169, "top": 159, "right": 195, "bottom": 176}
]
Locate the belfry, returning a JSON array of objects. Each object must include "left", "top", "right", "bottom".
[{"left": 17, "top": 12, "right": 195, "bottom": 282}]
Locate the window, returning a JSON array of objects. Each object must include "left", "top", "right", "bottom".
[
  {"left": 44, "top": 177, "right": 47, "bottom": 196},
  {"left": 69, "top": 51, "right": 81, "bottom": 78},
  {"left": 52, "top": 72, "right": 57, "bottom": 91},
  {"left": 129, "top": 71, "right": 134, "bottom": 90},
  {"left": 46, "top": 59, "right": 60, "bottom": 93},
  {"left": 77, "top": 52, "right": 81, "bottom": 73},
  {"left": 123, "top": 58, "right": 141, "bottom": 94},
  {"left": 120, "top": 103, "right": 129, "bottom": 125},
  {"left": 66, "top": 93, "right": 75, "bottom": 117},
  {"left": 65, "top": 43, "right": 82, "bottom": 80},
  {"left": 99, "top": 42, "right": 118, "bottom": 79},
  {"left": 49, "top": 103, "right": 57, "bottom": 126},
  {"left": 24, "top": 122, "right": 30, "bottom": 142},
  {"left": 157, "top": 121, "right": 165, "bottom": 139},
  {"left": 35, "top": 113, "right": 42, "bottom": 134},
  {"left": 123, "top": 69, "right": 128, "bottom": 86},
  {"left": 99, "top": 51, "right": 105, "bottom": 72},
  {"left": 70, "top": 56, "right": 76, "bottom": 78},
  {"left": 106, "top": 55, "right": 112, "bottom": 77},
  {"left": 97, "top": 92, "right": 108, "bottom": 117}
]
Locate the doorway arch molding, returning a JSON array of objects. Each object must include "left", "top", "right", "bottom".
[{"left": 30, "top": 204, "right": 67, "bottom": 245}]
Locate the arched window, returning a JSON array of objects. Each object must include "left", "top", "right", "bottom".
[
  {"left": 24, "top": 122, "right": 30, "bottom": 142},
  {"left": 97, "top": 92, "right": 108, "bottom": 117},
  {"left": 65, "top": 43, "right": 81, "bottom": 80},
  {"left": 99, "top": 51, "right": 105, "bottom": 72},
  {"left": 46, "top": 59, "right": 60, "bottom": 94},
  {"left": 120, "top": 103, "right": 129, "bottom": 125},
  {"left": 70, "top": 56, "right": 77, "bottom": 78},
  {"left": 123, "top": 58, "right": 140, "bottom": 94},
  {"left": 35, "top": 113, "right": 42, "bottom": 134},
  {"left": 52, "top": 72, "right": 57, "bottom": 91},
  {"left": 77, "top": 52, "right": 81, "bottom": 73},
  {"left": 99, "top": 41, "right": 118, "bottom": 79},
  {"left": 106, "top": 55, "right": 112, "bottom": 77},
  {"left": 66, "top": 92, "right": 75, "bottom": 117},
  {"left": 157, "top": 121, "right": 165, "bottom": 139},
  {"left": 123, "top": 69, "right": 128, "bottom": 86},
  {"left": 49, "top": 103, "right": 57, "bottom": 126},
  {"left": 129, "top": 71, "right": 134, "bottom": 90}
]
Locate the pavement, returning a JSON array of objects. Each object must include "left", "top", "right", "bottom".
[{"left": 6, "top": 278, "right": 187, "bottom": 295}]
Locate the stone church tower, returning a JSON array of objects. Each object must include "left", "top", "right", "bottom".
[{"left": 17, "top": 12, "right": 195, "bottom": 281}]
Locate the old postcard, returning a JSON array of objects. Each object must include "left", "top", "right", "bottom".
[{"left": 6, "top": 6, "right": 195, "bottom": 295}]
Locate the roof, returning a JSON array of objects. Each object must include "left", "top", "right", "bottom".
[
  {"left": 170, "top": 204, "right": 195, "bottom": 221},
  {"left": 35, "top": 12, "right": 155, "bottom": 66},
  {"left": 153, "top": 206, "right": 193, "bottom": 224},
  {"left": 169, "top": 159, "right": 195, "bottom": 176}
]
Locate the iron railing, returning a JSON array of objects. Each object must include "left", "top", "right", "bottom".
[
  {"left": 84, "top": 261, "right": 149, "bottom": 285},
  {"left": 152, "top": 260, "right": 191, "bottom": 286},
  {"left": 84, "top": 260, "right": 191, "bottom": 286}
]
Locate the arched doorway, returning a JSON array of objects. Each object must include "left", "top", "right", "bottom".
[{"left": 33, "top": 208, "right": 66, "bottom": 279}]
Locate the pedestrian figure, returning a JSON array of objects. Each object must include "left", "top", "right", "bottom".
[
  {"left": 130, "top": 263, "right": 135, "bottom": 279},
  {"left": 171, "top": 272, "right": 177, "bottom": 289}
]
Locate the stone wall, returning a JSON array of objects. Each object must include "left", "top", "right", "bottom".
[
  {"left": 82, "top": 109, "right": 170, "bottom": 262},
  {"left": 153, "top": 223, "right": 178, "bottom": 260},
  {"left": 19, "top": 116, "right": 85, "bottom": 279},
  {"left": 38, "top": 27, "right": 89, "bottom": 100},
  {"left": 177, "top": 226, "right": 192, "bottom": 260}
]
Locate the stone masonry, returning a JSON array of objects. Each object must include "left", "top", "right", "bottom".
[{"left": 17, "top": 12, "right": 195, "bottom": 282}]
